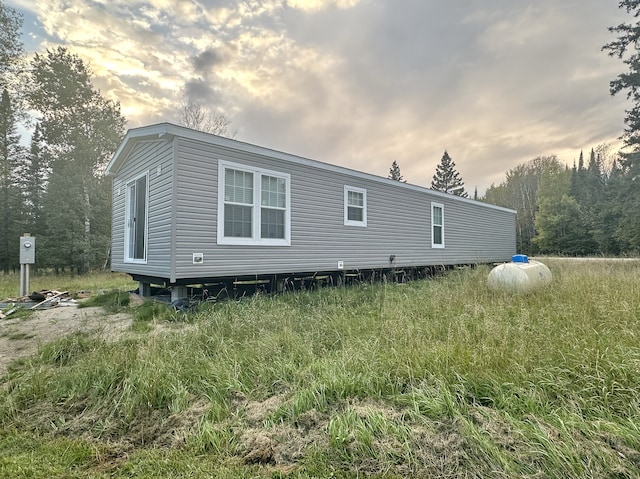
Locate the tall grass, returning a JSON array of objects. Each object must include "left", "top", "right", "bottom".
[{"left": 1, "top": 259, "right": 639, "bottom": 478}]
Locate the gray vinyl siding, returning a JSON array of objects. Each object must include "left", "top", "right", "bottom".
[
  {"left": 173, "top": 138, "right": 218, "bottom": 280},
  {"left": 108, "top": 124, "right": 516, "bottom": 283},
  {"left": 110, "top": 140, "right": 174, "bottom": 278},
  {"left": 170, "top": 137, "right": 516, "bottom": 279},
  {"left": 111, "top": 177, "right": 125, "bottom": 268}
]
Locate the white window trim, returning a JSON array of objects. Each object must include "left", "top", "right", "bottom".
[
  {"left": 431, "top": 201, "right": 445, "bottom": 249},
  {"left": 124, "top": 171, "right": 149, "bottom": 264},
  {"left": 344, "top": 185, "right": 367, "bottom": 227},
  {"left": 217, "top": 160, "right": 291, "bottom": 246}
]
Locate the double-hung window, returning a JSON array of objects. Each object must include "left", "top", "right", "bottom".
[
  {"left": 344, "top": 186, "right": 367, "bottom": 227},
  {"left": 431, "top": 202, "right": 444, "bottom": 248},
  {"left": 218, "top": 160, "right": 291, "bottom": 245}
]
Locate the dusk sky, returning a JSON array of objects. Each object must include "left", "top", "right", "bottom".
[{"left": 6, "top": 0, "right": 631, "bottom": 193}]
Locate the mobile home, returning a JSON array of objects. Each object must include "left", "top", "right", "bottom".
[{"left": 106, "top": 123, "right": 516, "bottom": 299}]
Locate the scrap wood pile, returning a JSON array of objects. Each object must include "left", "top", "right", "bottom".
[{"left": 0, "top": 290, "right": 79, "bottom": 319}]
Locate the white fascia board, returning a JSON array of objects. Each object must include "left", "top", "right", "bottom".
[{"left": 105, "top": 123, "right": 174, "bottom": 176}]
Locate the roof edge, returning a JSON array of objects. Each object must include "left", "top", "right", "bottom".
[
  {"left": 105, "top": 123, "right": 174, "bottom": 176},
  {"left": 106, "top": 122, "right": 517, "bottom": 215}
]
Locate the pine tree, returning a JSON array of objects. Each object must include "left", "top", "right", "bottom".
[
  {"left": 430, "top": 150, "right": 467, "bottom": 197},
  {"left": 612, "top": 160, "right": 640, "bottom": 249},
  {"left": 21, "top": 124, "right": 48, "bottom": 239},
  {"left": 584, "top": 149, "right": 607, "bottom": 252},
  {"left": 599, "top": 159, "right": 623, "bottom": 255},
  {"left": 569, "top": 151, "right": 586, "bottom": 199},
  {"left": 568, "top": 150, "right": 598, "bottom": 254},
  {"left": 0, "top": 3, "right": 24, "bottom": 271},
  {"left": 604, "top": 1, "right": 640, "bottom": 153},
  {"left": 604, "top": 2, "right": 640, "bottom": 249},
  {"left": 388, "top": 160, "right": 406, "bottom": 182},
  {"left": 0, "top": 88, "right": 25, "bottom": 272}
]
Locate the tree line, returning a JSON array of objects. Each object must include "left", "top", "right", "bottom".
[
  {"left": 2, "top": 0, "right": 640, "bottom": 274},
  {"left": 391, "top": 146, "right": 638, "bottom": 256},
  {"left": 481, "top": 1, "right": 640, "bottom": 256},
  {"left": 482, "top": 147, "right": 639, "bottom": 255},
  {"left": 388, "top": 0, "right": 640, "bottom": 257},
  {"left": 0, "top": 2, "right": 126, "bottom": 273},
  {"left": 0, "top": 1, "right": 236, "bottom": 274}
]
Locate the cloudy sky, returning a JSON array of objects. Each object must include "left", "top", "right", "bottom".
[{"left": 6, "top": 0, "right": 631, "bottom": 193}]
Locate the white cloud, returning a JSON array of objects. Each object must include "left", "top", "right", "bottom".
[
  {"left": 7, "top": 0, "right": 632, "bottom": 191},
  {"left": 287, "top": 0, "right": 361, "bottom": 11}
]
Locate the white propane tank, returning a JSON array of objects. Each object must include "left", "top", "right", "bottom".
[{"left": 487, "top": 255, "right": 552, "bottom": 293}]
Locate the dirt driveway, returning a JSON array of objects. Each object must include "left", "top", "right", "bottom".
[{"left": 0, "top": 306, "right": 133, "bottom": 376}]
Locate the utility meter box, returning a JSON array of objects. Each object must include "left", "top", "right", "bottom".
[{"left": 20, "top": 236, "right": 36, "bottom": 264}]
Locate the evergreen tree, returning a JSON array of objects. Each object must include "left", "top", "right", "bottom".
[
  {"left": 21, "top": 124, "right": 49, "bottom": 240},
  {"left": 612, "top": 160, "right": 640, "bottom": 249},
  {"left": 388, "top": 160, "right": 406, "bottom": 182},
  {"left": 569, "top": 151, "right": 587, "bottom": 199},
  {"left": 600, "top": 159, "right": 624, "bottom": 255},
  {"left": 0, "top": 3, "right": 24, "bottom": 272},
  {"left": 27, "top": 47, "right": 126, "bottom": 272},
  {"left": 587, "top": 148, "right": 602, "bottom": 176},
  {"left": 604, "top": 1, "right": 640, "bottom": 152},
  {"left": 604, "top": 2, "right": 640, "bottom": 250},
  {"left": 484, "top": 156, "right": 561, "bottom": 254},
  {"left": 534, "top": 163, "right": 588, "bottom": 254},
  {"left": 0, "top": 88, "right": 25, "bottom": 272},
  {"left": 578, "top": 150, "right": 584, "bottom": 170},
  {"left": 568, "top": 150, "right": 598, "bottom": 254},
  {"left": 430, "top": 150, "right": 467, "bottom": 197},
  {"left": 584, "top": 149, "right": 607, "bottom": 252}
]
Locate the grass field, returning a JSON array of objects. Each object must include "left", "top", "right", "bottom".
[
  {"left": 0, "top": 271, "right": 137, "bottom": 301},
  {"left": 1, "top": 259, "right": 639, "bottom": 478}
]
